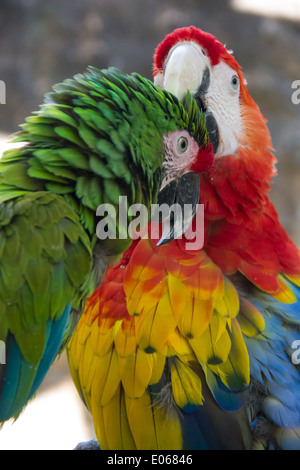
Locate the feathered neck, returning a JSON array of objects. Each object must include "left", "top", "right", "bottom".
[{"left": 201, "top": 83, "right": 277, "bottom": 225}]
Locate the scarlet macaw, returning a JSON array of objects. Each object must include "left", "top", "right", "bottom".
[{"left": 68, "top": 27, "right": 300, "bottom": 450}]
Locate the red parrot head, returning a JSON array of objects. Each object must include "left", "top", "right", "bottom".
[{"left": 153, "top": 26, "right": 277, "bottom": 201}]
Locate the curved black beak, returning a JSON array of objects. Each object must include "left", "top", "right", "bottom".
[{"left": 155, "top": 172, "right": 200, "bottom": 246}]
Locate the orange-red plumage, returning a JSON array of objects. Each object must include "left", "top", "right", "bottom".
[{"left": 68, "top": 26, "right": 300, "bottom": 450}]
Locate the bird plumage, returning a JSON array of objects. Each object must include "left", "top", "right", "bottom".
[
  {"left": 154, "top": 26, "right": 300, "bottom": 450},
  {"left": 0, "top": 66, "right": 210, "bottom": 424},
  {"left": 67, "top": 28, "right": 300, "bottom": 450}
]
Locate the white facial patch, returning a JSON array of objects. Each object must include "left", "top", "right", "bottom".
[{"left": 205, "top": 61, "right": 242, "bottom": 157}]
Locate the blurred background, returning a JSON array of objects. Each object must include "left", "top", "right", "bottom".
[{"left": 0, "top": 0, "right": 299, "bottom": 450}]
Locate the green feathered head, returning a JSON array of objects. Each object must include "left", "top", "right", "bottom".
[{"left": 0, "top": 67, "right": 212, "bottom": 243}]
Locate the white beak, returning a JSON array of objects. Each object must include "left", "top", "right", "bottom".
[{"left": 155, "top": 42, "right": 208, "bottom": 101}]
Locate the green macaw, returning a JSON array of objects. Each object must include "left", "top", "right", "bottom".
[{"left": 0, "top": 66, "right": 212, "bottom": 422}]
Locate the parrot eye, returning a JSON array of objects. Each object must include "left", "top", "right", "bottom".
[
  {"left": 177, "top": 136, "right": 189, "bottom": 153},
  {"left": 231, "top": 74, "right": 239, "bottom": 90},
  {"left": 201, "top": 48, "right": 207, "bottom": 56}
]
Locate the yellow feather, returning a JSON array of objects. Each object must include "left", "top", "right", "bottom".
[
  {"left": 126, "top": 276, "right": 168, "bottom": 317},
  {"left": 210, "top": 318, "right": 250, "bottom": 390},
  {"left": 285, "top": 273, "right": 300, "bottom": 288},
  {"left": 125, "top": 392, "right": 159, "bottom": 449},
  {"left": 178, "top": 296, "right": 214, "bottom": 339},
  {"left": 101, "top": 385, "right": 136, "bottom": 450},
  {"left": 214, "top": 298, "right": 228, "bottom": 317},
  {"left": 69, "top": 336, "right": 90, "bottom": 406},
  {"left": 125, "top": 392, "right": 183, "bottom": 450},
  {"left": 77, "top": 320, "right": 91, "bottom": 346},
  {"left": 79, "top": 334, "right": 93, "bottom": 393},
  {"left": 149, "top": 352, "right": 166, "bottom": 385},
  {"left": 67, "top": 328, "right": 80, "bottom": 369},
  {"left": 214, "top": 279, "right": 239, "bottom": 318},
  {"left": 114, "top": 319, "right": 137, "bottom": 357},
  {"left": 171, "top": 359, "right": 204, "bottom": 410},
  {"left": 67, "top": 334, "right": 85, "bottom": 402},
  {"left": 151, "top": 400, "right": 183, "bottom": 450},
  {"left": 81, "top": 350, "right": 97, "bottom": 399},
  {"left": 167, "top": 328, "right": 194, "bottom": 357},
  {"left": 118, "top": 347, "right": 154, "bottom": 398},
  {"left": 238, "top": 298, "right": 265, "bottom": 337},
  {"left": 223, "top": 277, "right": 240, "bottom": 317},
  {"left": 90, "top": 318, "right": 115, "bottom": 357},
  {"left": 272, "top": 275, "right": 297, "bottom": 304},
  {"left": 167, "top": 274, "right": 188, "bottom": 322},
  {"left": 92, "top": 404, "right": 109, "bottom": 450},
  {"left": 90, "top": 346, "right": 121, "bottom": 407},
  {"left": 189, "top": 313, "right": 231, "bottom": 365},
  {"left": 135, "top": 292, "right": 176, "bottom": 354}
]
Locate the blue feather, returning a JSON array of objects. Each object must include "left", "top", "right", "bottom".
[
  {"left": 0, "top": 303, "right": 71, "bottom": 421},
  {"left": 242, "top": 280, "right": 300, "bottom": 447},
  {"left": 29, "top": 304, "right": 71, "bottom": 399}
]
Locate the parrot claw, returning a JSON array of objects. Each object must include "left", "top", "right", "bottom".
[{"left": 74, "top": 439, "right": 101, "bottom": 450}]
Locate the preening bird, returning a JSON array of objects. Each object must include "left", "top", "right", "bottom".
[
  {"left": 0, "top": 66, "right": 212, "bottom": 424},
  {"left": 68, "top": 27, "right": 300, "bottom": 450}
]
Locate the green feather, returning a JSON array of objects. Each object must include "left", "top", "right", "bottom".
[
  {"left": 40, "top": 105, "right": 78, "bottom": 127},
  {"left": 89, "top": 154, "right": 113, "bottom": 178},
  {"left": 21, "top": 123, "right": 57, "bottom": 138},
  {"left": 54, "top": 126, "right": 85, "bottom": 147},
  {"left": 96, "top": 139, "right": 123, "bottom": 161},
  {"left": 57, "top": 147, "right": 90, "bottom": 171},
  {"left": 0, "top": 66, "right": 209, "bottom": 423}
]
